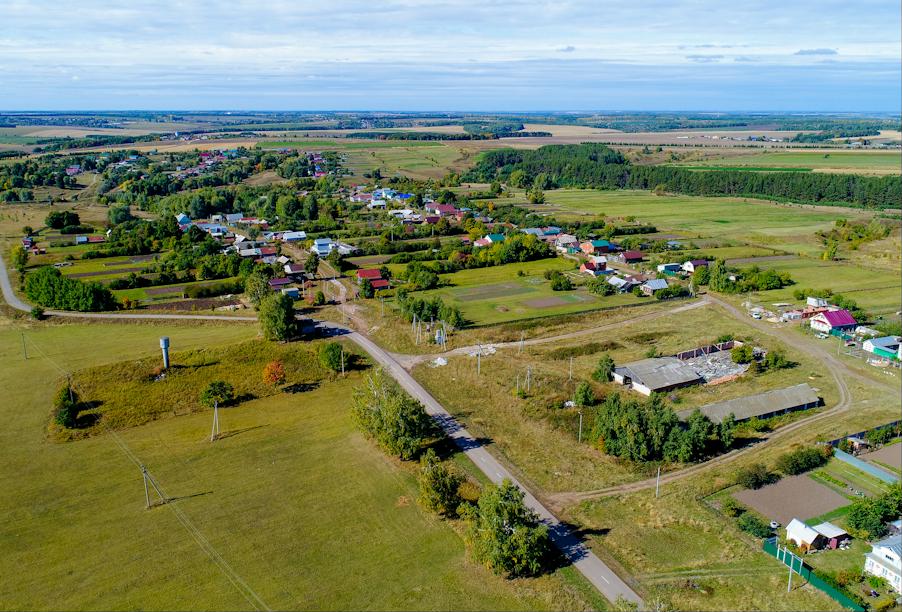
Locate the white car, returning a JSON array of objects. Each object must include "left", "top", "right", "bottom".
[{"left": 769, "top": 521, "right": 780, "bottom": 529}]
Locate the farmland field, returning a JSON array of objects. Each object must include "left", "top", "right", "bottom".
[
  {"left": 673, "top": 150, "right": 902, "bottom": 175},
  {"left": 0, "top": 322, "right": 596, "bottom": 611},
  {"left": 414, "top": 258, "right": 644, "bottom": 325}
]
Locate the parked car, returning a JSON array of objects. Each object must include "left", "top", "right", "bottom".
[{"left": 816, "top": 333, "right": 829, "bottom": 339}]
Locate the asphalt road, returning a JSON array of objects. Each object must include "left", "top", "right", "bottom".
[{"left": 0, "top": 252, "right": 643, "bottom": 607}]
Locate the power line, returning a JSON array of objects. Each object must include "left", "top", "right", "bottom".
[{"left": 19, "top": 330, "right": 271, "bottom": 611}]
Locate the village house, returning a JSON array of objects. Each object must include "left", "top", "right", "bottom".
[
  {"left": 864, "top": 535, "right": 902, "bottom": 593},
  {"left": 311, "top": 238, "right": 334, "bottom": 257},
  {"left": 611, "top": 250, "right": 644, "bottom": 264},
  {"left": 356, "top": 269, "right": 382, "bottom": 284},
  {"left": 863, "top": 336, "right": 901, "bottom": 361},
  {"left": 580, "top": 257, "right": 607, "bottom": 276},
  {"left": 786, "top": 519, "right": 824, "bottom": 552},
  {"left": 580, "top": 239, "right": 612, "bottom": 255},
  {"left": 809, "top": 309, "right": 857, "bottom": 335},
  {"left": 682, "top": 259, "right": 709, "bottom": 273},
  {"left": 640, "top": 278, "right": 668, "bottom": 296},
  {"left": 554, "top": 234, "right": 579, "bottom": 253},
  {"left": 657, "top": 263, "right": 682, "bottom": 275}
]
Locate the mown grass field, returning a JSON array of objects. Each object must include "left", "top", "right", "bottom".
[
  {"left": 0, "top": 321, "right": 600, "bottom": 611},
  {"left": 413, "top": 258, "right": 645, "bottom": 326},
  {"left": 673, "top": 150, "right": 902, "bottom": 175}
]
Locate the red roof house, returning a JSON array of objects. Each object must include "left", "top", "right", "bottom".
[
  {"left": 370, "top": 279, "right": 390, "bottom": 290},
  {"left": 356, "top": 269, "right": 382, "bottom": 283},
  {"left": 810, "top": 309, "right": 857, "bottom": 334}
]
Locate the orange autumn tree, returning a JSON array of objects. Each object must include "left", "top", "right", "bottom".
[{"left": 263, "top": 360, "right": 286, "bottom": 386}]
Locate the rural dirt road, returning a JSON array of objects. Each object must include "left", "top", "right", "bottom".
[{"left": 0, "top": 253, "right": 643, "bottom": 607}]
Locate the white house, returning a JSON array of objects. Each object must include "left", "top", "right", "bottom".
[
  {"left": 281, "top": 231, "right": 307, "bottom": 242},
  {"left": 864, "top": 535, "right": 901, "bottom": 593},
  {"left": 807, "top": 296, "right": 828, "bottom": 308},
  {"left": 367, "top": 199, "right": 387, "bottom": 209},
  {"left": 681, "top": 259, "right": 708, "bottom": 273},
  {"left": 809, "top": 309, "right": 857, "bottom": 334}
]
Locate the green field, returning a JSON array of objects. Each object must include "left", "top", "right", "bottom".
[
  {"left": 529, "top": 189, "right": 872, "bottom": 256},
  {"left": 415, "top": 258, "right": 644, "bottom": 326},
  {"left": 674, "top": 151, "right": 902, "bottom": 175},
  {"left": 343, "top": 144, "right": 465, "bottom": 180},
  {"left": 0, "top": 322, "right": 599, "bottom": 610},
  {"left": 260, "top": 139, "right": 446, "bottom": 150}
]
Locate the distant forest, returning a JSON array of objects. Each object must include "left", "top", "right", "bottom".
[{"left": 464, "top": 143, "right": 901, "bottom": 209}]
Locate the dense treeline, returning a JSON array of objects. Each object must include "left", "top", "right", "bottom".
[
  {"left": 344, "top": 130, "right": 552, "bottom": 141},
  {"left": 587, "top": 392, "right": 735, "bottom": 463},
  {"left": 395, "top": 289, "right": 465, "bottom": 329},
  {"left": 25, "top": 266, "right": 118, "bottom": 311},
  {"left": 464, "top": 143, "right": 901, "bottom": 209}
]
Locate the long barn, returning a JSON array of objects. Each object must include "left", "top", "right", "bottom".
[{"left": 677, "top": 383, "right": 821, "bottom": 423}]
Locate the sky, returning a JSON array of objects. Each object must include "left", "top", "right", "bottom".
[{"left": 1, "top": 0, "right": 900, "bottom": 112}]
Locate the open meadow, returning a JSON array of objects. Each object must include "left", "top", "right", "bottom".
[
  {"left": 673, "top": 150, "right": 902, "bottom": 175},
  {"left": 0, "top": 321, "right": 598, "bottom": 611}
]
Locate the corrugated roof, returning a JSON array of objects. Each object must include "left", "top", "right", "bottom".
[
  {"left": 616, "top": 357, "right": 701, "bottom": 391},
  {"left": 819, "top": 309, "right": 857, "bottom": 327},
  {"left": 680, "top": 383, "right": 819, "bottom": 423},
  {"left": 813, "top": 522, "right": 847, "bottom": 539},
  {"left": 874, "top": 534, "right": 902, "bottom": 557},
  {"left": 787, "top": 518, "right": 821, "bottom": 545},
  {"left": 643, "top": 279, "right": 669, "bottom": 290}
]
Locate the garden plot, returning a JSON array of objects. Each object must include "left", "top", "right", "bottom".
[
  {"left": 861, "top": 444, "right": 902, "bottom": 472},
  {"left": 733, "top": 475, "right": 850, "bottom": 525}
]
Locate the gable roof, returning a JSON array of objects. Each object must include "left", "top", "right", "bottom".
[
  {"left": 485, "top": 233, "right": 505, "bottom": 242},
  {"left": 812, "top": 522, "right": 847, "bottom": 539},
  {"left": 787, "top": 518, "right": 822, "bottom": 545},
  {"left": 643, "top": 279, "right": 668, "bottom": 291},
  {"left": 615, "top": 357, "right": 701, "bottom": 391},
  {"left": 819, "top": 309, "right": 857, "bottom": 327},
  {"left": 622, "top": 250, "right": 644, "bottom": 259},
  {"left": 682, "top": 383, "right": 819, "bottom": 424},
  {"left": 357, "top": 269, "right": 382, "bottom": 279},
  {"left": 873, "top": 534, "right": 902, "bottom": 557}
]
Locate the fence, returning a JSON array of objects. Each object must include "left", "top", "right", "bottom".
[
  {"left": 825, "top": 420, "right": 902, "bottom": 448},
  {"left": 763, "top": 538, "right": 864, "bottom": 611},
  {"left": 833, "top": 449, "right": 900, "bottom": 484}
]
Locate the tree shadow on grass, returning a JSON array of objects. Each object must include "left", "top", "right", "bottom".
[{"left": 284, "top": 382, "right": 320, "bottom": 394}]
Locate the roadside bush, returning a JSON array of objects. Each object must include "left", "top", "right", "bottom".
[
  {"left": 574, "top": 381, "right": 595, "bottom": 407},
  {"left": 184, "top": 279, "right": 243, "bottom": 299},
  {"left": 417, "top": 448, "right": 464, "bottom": 516},
  {"left": 775, "top": 446, "right": 831, "bottom": 475},
  {"left": 737, "top": 513, "right": 772, "bottom": 538},
  {"left": 258, "top": 293, "right": 296, "bottom": 341},
  {"left": 735, "top": 463, "right": 779, "bottom": 489},
  {"left": 30, "top": 306, "right": 44, "bottom": 320},
  {"left": 461, "top": 479, "right": 551, "bottom": 577},
  {"left": 351, "top": 368, "right": 434, "bottom": 460},
  {"left": 549, "top": 271, "right": 573, "bottom": 291},
  {"left": 319, "top": 342, "right": 344, "bottom": 372},
  {"left": 25, "top": 266, "right": 118, "bottom": 312},
  {"left": 313, "top": 290, "right": 326, "bottom": 306}
]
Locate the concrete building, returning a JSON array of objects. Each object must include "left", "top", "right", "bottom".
[
  {"left": 679, "top": 383, "right": 820, "bottom": 424},
  {"left": 613, "top": 357, "right": 703, "bottom": 396}
]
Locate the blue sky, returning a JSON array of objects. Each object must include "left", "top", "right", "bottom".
[{"left": 2, "top": 0, "right": 899, "bottom": 111}]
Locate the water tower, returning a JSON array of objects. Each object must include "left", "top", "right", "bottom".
[{"left": 160, "top": 337, "right": 170, "bottom": 369}]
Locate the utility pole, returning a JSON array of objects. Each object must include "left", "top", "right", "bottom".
[
  {"left": 341, "top": 347, "right": 345, "bottom": 376},
  {"left": 210, "top": 400, "right": 220, "bottom": 442},
  {"left": 655, "top": 465, "right": 661, "bottom": 498},
  {"left": 141, "top": 465, "right": 168, "bottom": 509},
  {"left": 516, "top": 373, "right": 520, "bottom": 394},
  {"left": 526, "top": 366, "right": 531, "bottom": 392},
  {"left": 67, "top": 376, "right": 74, "bottom": 403},
  {"left": 519, "top": 332, "right": 524, "bottom": 354},
  {"left": 381, "top": 296, "right": 384, "bottom": 317},
  {"left": 569, "top": 357, "right": 573, "bottom": 381},
  {"left": 578, "top": 409, "right": 583, "bottom": 443},
  {"left": 477, "top": 345, "right": 481, "bottom": 375},
  {"left": 21, "top": 331, "right": 27, "bottom": 360}
]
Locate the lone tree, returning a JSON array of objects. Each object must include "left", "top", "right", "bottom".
[
  {"left": 351, "top": 368, "right": 434, "bottom": 460},
  {"left": 53, "top": 385, "right": 79, "bottom": 428},
  {"left": 262, "top": 360, "right": 286, "bottom": 386},
  {"left": 418, "top": 448, "right": 464, "bottom": 516},
  {"left": 304, "top": 252, "right": 319, "bottom": 277},
  {"left": 319, "top": 342, "right": 344, "bottom": 372},
  {"left": 259, "top": 293, "right": 296, "bottom": 341},
  {"left": 244, "top": 271, "right": 271, "bottom": 308},
  {"left": 462, "top": 479, "right": 550, "bottom": 577},
  {"left": 360, "top": 277, "right": 375, "bottom": 299},
  {"left": 574, "top": 381, "right": 595, "bottom": 407},
  {"left": 592, "top": 353, "right": 615, "bottom": 382},
  {"left": 200, "top": 380, "right": 234, "bottom": 408}
]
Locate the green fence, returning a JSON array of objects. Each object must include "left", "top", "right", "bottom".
[{"left": 763, "top": 538, "right": 865, "bottom": 611}]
